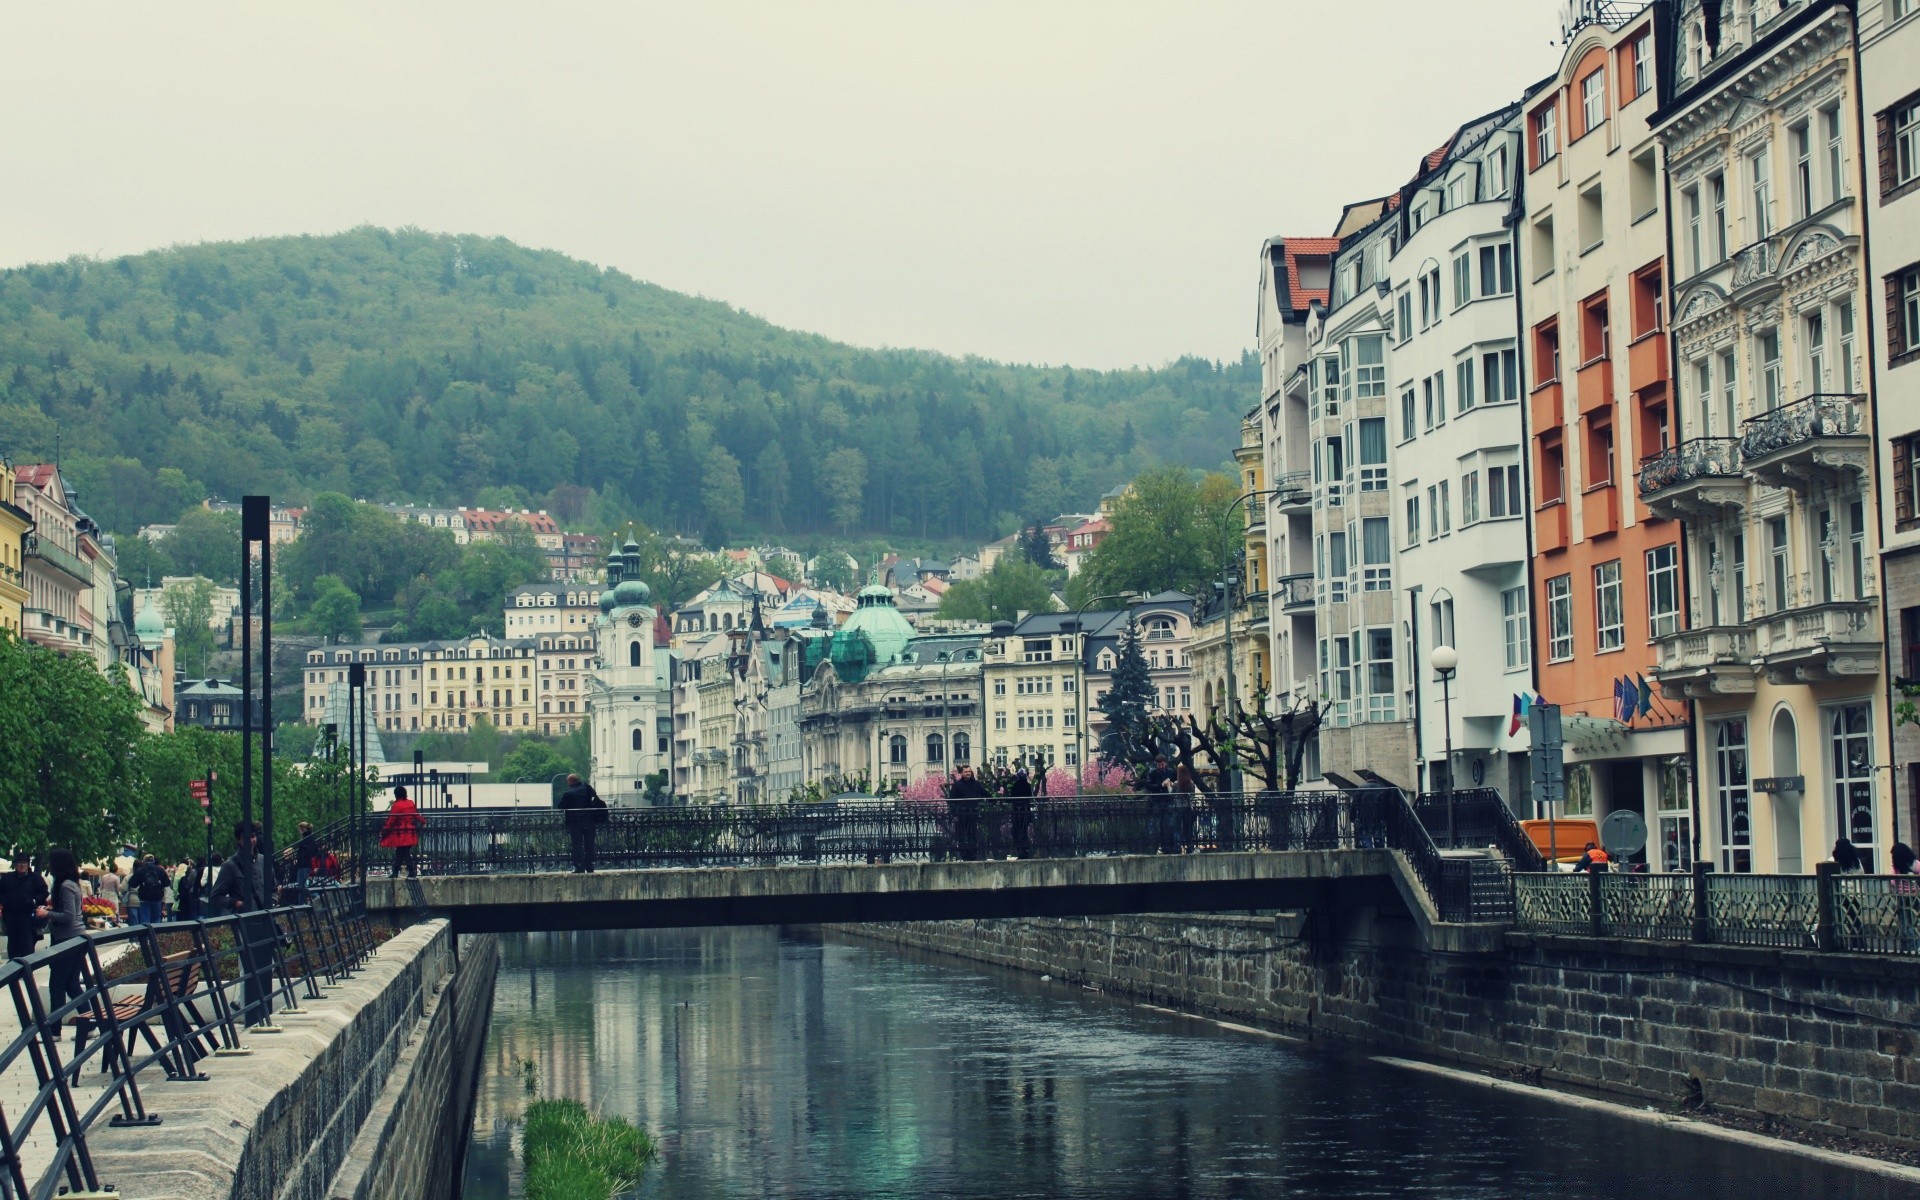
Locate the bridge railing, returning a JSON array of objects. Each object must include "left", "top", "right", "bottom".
[
  {"left": 341, "top": 788, "right": 1511, "bottom": 925},
  {"left": 1410, "top": 789, "right": 1547, "bottom": 871},
  {"left": 1513, "top": 864, "right": 1920, "bottom": 955},
  {"left": 0, "top": 893, "right": 382, "bottom": 1198}
]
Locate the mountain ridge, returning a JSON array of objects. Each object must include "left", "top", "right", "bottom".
[{"left": 0, "top": 225, "right": 1255, "bottom": 543}]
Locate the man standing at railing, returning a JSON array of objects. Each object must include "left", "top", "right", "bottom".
[
  {"left": 946, "top": 765, "right": 988, "bottom": 861},
  {"left": 209, "top": 821, "right": 275, "bottom": 1026},
  {"left": 557, "top": 774, "right": 607, "bottom": 873}
]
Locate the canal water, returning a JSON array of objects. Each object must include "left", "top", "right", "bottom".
[{"left": 459, "top": 928, "right": 1905, "bottom": 1199}]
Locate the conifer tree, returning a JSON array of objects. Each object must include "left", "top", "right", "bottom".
[{"left": 1096, "top": 613, "right": 1156, "bottom": 767}]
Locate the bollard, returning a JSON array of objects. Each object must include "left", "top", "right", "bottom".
[
  {"left": 1691, "top": 860, "right": 1712, "bottom": 943},
  {"left": 1814, "top": 860, "right": 1837, "bottom": 952},
  {"left": 1587, "top": 866, "right": 1605, "bottom": 938}
]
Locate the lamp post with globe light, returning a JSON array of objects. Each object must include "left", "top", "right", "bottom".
[{"left": 1430, "top": 644, "right": 1459, "bottom": 846}]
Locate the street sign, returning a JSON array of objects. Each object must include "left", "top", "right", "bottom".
[
  {"left": 1753, "top": 776, "right": 1805, "bottom": 794},
  {"left": 1601, "top": 809, "right": 1647, "bottom": 858},
  {"left": 189, "top": 780, "right": 208, "bottom": 799}
]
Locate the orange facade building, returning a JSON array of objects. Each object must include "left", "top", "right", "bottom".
[{"left": 1520, "top": 5, "right": 1692, "bottom": 868}]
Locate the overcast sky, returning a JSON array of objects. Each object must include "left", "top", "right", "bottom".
[{"left": 0, "top": 2, "right": 1564, "bottom": 369}]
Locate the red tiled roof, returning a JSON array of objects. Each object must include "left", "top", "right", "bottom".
[
  {"left": 1280, "top": 238, "right": 1340, "bottom": 311},
  {"left": 14, "top": 464, "right": 57, "bottom": 488},
  {"left": 1423, "top": 138, "right": 1454, "bottom": 172}
]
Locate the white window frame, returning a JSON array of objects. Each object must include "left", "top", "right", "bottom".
[
  {"left": 1647, "top": 544, "right": 1680, "bottom": 639},
  {"left": 1894, "top": 97, "right": 1920, "bottom": 191},
  {"left": 1594, "top": 559, "right": 1624, "bottom": 652},
  {"left": 1501, "top": 587, "right": 1530, "bottom": 672},
  {"left": 1580, "top": 68, "right": 1606, "bottom": 133}
]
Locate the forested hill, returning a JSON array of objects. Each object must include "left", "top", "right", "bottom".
[{"left": 0, "top": 227, "right": 1255, "bottom": 543}]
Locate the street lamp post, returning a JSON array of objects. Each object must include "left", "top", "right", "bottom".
[
  {"left": 1070, "top": 591, "right": 1138, "bottom": 783},
  {"left": 1218, "top": 488, "right": 1280, "bottom": 795},
  {"left": 1430, "top": 644, "right": 1459, "bottom": 847}
]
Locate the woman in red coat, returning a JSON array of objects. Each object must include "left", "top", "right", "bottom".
[{"left": 379, "top": 786, "right": 422, "bottom": 878}]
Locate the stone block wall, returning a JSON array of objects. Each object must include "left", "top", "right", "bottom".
[
  {"left": 85, "top": 920, "right": 498, "bottom": 1200},
  {"left": 839, "top": 913, "right": 1920, "bottom": 1150}
]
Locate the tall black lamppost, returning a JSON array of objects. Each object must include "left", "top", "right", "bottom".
[
  {"left": 1430, "top": 644, "right": 1459, "bottom": 847},
  {"left": 239, "top": 495, "right": 275, "bottom": 854},
  {"left": 348, "top": 662, "right": 367, "bottom": 883},
  {"left": 323, "top": 723, "right": 339, "bottom": 828}
]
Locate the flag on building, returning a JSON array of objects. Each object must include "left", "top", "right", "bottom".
[
  {"left": 1613, "top": 677, "right": 1634, "bottom": 724},
  {"left": 1635, "top": 674, "right": 1654, "bottom": 719},
  {"left": 1509, "top": 692, "right": 1526, "bottom": 737}
]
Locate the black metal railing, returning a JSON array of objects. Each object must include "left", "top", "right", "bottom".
[
  {"left": 1514, "top": 864, "right": 1919, "bottom": 955},
  {"left": 1739, "top": 392, "right": 1863, "bottom": 462},
  {"left": 0, "top": 892, "right": 381, "bottom": 1197},
  {"left": 344, "top": 789, "right": 1505, "bottom": 923},
  {"left": 1411, "top": 789, "right": 1547, "bottom": 871},
  {"left": 1636, "top": 436, "right": 1743, "bottom": 498}
]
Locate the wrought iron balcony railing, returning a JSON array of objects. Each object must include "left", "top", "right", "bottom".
[
  {"left": 24, "top": 533, "right": 91, "bottom": 585},
  {"left": 1636, "top": 436, "right": 1742, "bottom": 499},
  {"left": 1739, "top": 393, "right": 1864, "bottom": 463}
]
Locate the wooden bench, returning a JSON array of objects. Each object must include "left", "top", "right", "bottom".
[{"left": 69, "top": 952, "right": 211, "bottom": 1077}]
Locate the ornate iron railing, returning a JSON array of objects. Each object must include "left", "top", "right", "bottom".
[
  {"left": 1514, "top": 872, "right": 1592, "bottom": 935},
  {"left": 1636, "top": 436, "right": 1743, "bottom": 498},
  {"left": 340, "top": 789, "right": 1502, "bottom": 923},
  {"left": 0, "top": 893, "right": 380, "bottom": 1198},
  {"left": 1833, "top": 876, "right": 1920, "bottom": 955},
  {"left": 1600, "top": 873, "right": 1694, "bottom": 941},
  {"left": 1739, "top": 392, "right": 1864, "bottom": 462},
  {"left": 1704, "top": 874, "right": 1819, "bottom": 948}
]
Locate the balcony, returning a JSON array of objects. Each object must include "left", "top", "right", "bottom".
[
  {"left": 1530, "top": 381, "right": 1564, "bottom": 434},
  {"left": 1752, "top": 597, "right": 1882, "bottom": 685},
  {"left": 25, "top": 534, "right": 91, "bottom": 587},
  {"left": 1576, "top": 356, "right": 1613, "bottom": 417},
  {"left": 1273, "top": 470, "right": 1313, "bottom": 516},
  {"left": 1276, "top": 573, "right": 1314, "bottom": 614},
  {"left": 1650, "top": 626, "right": 1755, "bottom": 699},
  {"left": 1535, "top": 499, "right": 1569, "bottom": 553},
  {"left": 1244, "top": 593, "right": 1270, "bottom": 630},
  {"left": 1739, "top": 393, "right": 1869, "bottom": 490},
  {"left": 1637, "top": 437, "right": 1746, "bottom": 519},
  {"left": 1581, "top": 483, "right": 1619, "bottom": 539},
  {"left": 1628, "top": 330, "right": 1667, "bottom": 393}
]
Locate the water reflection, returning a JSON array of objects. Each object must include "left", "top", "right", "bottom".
[{"left": 461, "top": 928, "right": 1904, "bottom": 1199}]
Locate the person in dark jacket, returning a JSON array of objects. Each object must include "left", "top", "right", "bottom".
[
  {"left": 1006, "top": 765, "right": 1034, "bottom": 860},
  {"left": 175, "top": 858, "right": 205, "bottom": 920},
  {"left": 130, "top": 854, "right": 168, "bottom": 924},
  {"left": 556, "top": 774, "right": 607, "bottom": 873},
  {"left": 1832, "top": 838, "right": 1864, "bottom": 873},
  {"left": 45, "top": 850, "right": 86, "bottom": 1008},
  {"left": 208, "top": 823, "right": 274, "bottom": 1025},
  {"left": 0, "top": 854, "right": 50, "bottom": 960},
  {"left": 946, "top": 765, "right": 989, "bottom": 861}
]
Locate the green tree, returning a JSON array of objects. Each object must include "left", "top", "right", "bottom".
[
  {"left": 1079, "top": 466, "right": 1238, "bottom": 599},
  {"left": 819, "top": 448, "right": 867, "bottom": 533},
  {"left": 700, "top": 446, "right": 745, "bottom": 543},
  {"left": 1018, "top": 523, "right": 1059, "bottom": 570},
  {"left": 160, "top": 576, "right": 219, "bottom": 676},
  {"left": 309, "top": 574, "right": 364, "bottom": 643},
  {"left": 937, "top": 558, "right": 1057, "bottom": 624},
  {"left": 753, "top": 443, "right": 791, "bottom": 528},
  {"left": 165, "top": 506, "right": 243, "bottom": 585},
  {"left": 498, "top": 741, "right": 573, "bottom": 784},
  {"left": 811, "top": 548, "right": 857, "bottom": 592},
  {"left": 1095, "top": 614, "right": 1156, "bottom": 767},
  {"left": 0, "top": 635, "right": 147, "bottom": 859}
]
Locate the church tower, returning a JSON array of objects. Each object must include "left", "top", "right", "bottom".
[{"left": 587, "top": 538, "right": 669, "bottom": 802}]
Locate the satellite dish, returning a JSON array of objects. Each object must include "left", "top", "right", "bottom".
[{"left": 1601, "top": 810, "right": 1648, "bottom": 858}]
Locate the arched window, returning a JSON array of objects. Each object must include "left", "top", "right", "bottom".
[
  {"left": 926, "top": 733, "right": 944, "bottom": 764},
  {"left": 631, "top": 728, "right": 643, "bottom": 751},
  {"left": 889, "top": 735, "right": 908, "bottom": 765},
  {"left": 629, "top": 641, "right": 642, "bottom": 667},
  {"left": 1145, "top": 618, "right": 1176, "bottom": 640},
  {"left": 953, "top": 733, "right": 971, "bottom": 763}
]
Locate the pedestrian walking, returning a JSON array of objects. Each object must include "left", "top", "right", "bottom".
[
  {"left": 293, "top": 821, "right": 321, "bottom": 899},
  {"left": 380, "top": 786, "right": 422, "bottom": 878},
  {"left": 45, "top": 849, "right": 86, "bottom": 1009},
  {"left": 95, "top": 865, "right": 121, "bottom": 917},
  {"left": 208, "top": 822, "right": 275, "bottom": 1025},
  {"left": 1172, "top": 761, "right": 1198, "bottom": 853},
  {"left": 0, "top": 854, "right": 50, "bottom": 961},
  {"left": 131, "top": 854, "right": 168, "bottom": 924},
  {"left": 556, "top": 774, "right": 608, "bottom": 873},
  {"left": 175, "top": 858, "right": 204, "bottom": 920},
  {"left": 946, "top": 765, "right": 989, "bottom": 861}
]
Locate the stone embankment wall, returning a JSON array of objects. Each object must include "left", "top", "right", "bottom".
[
  {"left": 87, "top": 920, "right": 497, "bottom": 1200},
  {"left": 837, "top": 914, "right": 1920, "bottom": 1150}
]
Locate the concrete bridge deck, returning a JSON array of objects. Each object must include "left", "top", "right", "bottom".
[{"left": 365, "top": 849, "right": 1430, "bottom": 935}]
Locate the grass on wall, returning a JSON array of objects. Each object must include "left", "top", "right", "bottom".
[{"left": 523, "top": 1098, "right": 658, "bottom": 1200}]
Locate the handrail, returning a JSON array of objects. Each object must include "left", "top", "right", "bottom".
[
  {"left": 0, "top": 894, "right": 380, "bottom": 1196},
  {"left": 339, "top": 788, "right": 1497, "bottom": 924},
  {"left": 1411, "top": 788, "right": 1547, "bottom": 871}
]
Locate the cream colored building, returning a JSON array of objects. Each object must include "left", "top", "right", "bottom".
[
  {"left": 1650, "top": 0, "right": 1886, "bottom": 872},
  {"left": 0, "top": 461, "right": 31, "bottom": 638}
]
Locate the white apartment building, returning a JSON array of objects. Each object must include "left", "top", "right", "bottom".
[
  {"left": 1860, "top": 0, "right": 1920, "bottom": 848},
  {"left": 1389, "top": 106, "right": 1533, "bottom": 800},
  {"left": 1652, "top": 0, "right": 1887, "bottom": 872}
]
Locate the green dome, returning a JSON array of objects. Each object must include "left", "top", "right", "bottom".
[
  {"left": 613, "top": 578, "right": 651, "bottom": 608},
  {"left": 838, "top": 586, "right": 914, "bottom": 666},
  {"left": 134, "top": 592, "right": 166, "bottom": 638},
  {"left": 598, "top": 588, "right": 618, "bottom": 614}
]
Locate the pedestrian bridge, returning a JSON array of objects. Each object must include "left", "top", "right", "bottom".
[{"left": 351, "top": 790, "right": 1541, "bottom": 945}]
